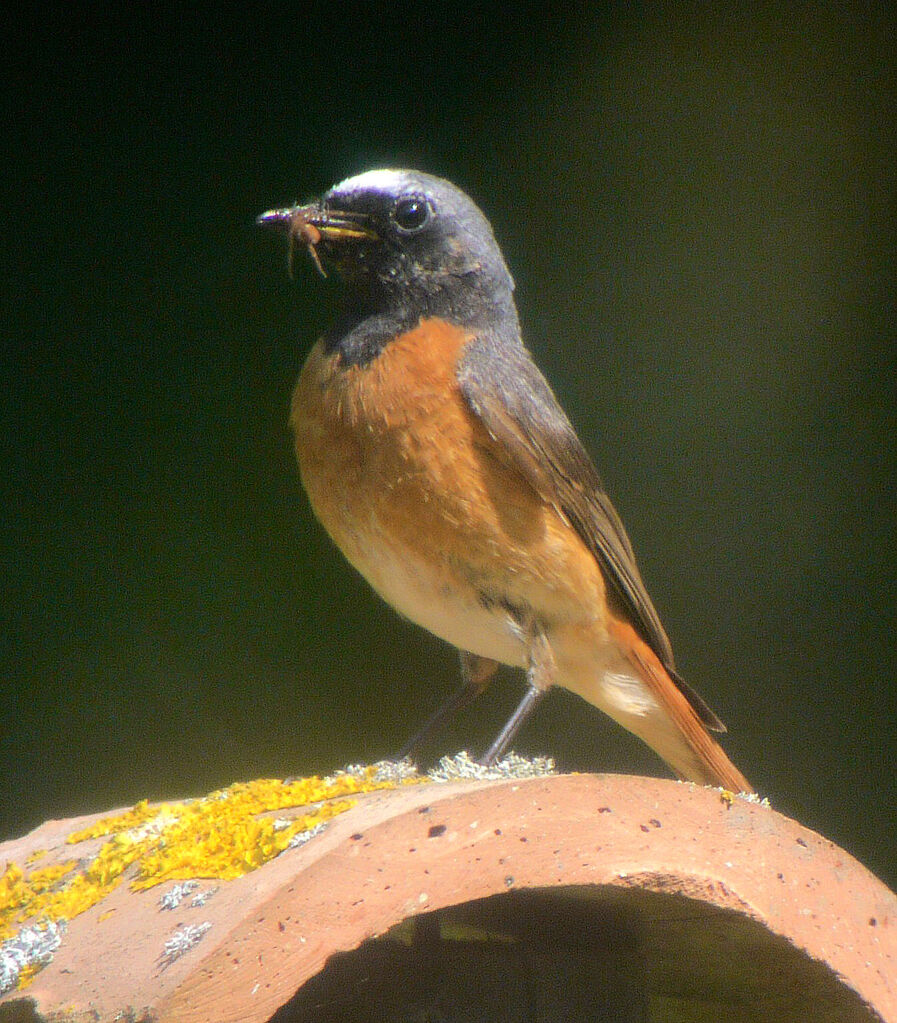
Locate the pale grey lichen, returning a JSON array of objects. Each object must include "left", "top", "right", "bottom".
[
  {"left": 288, "top": 821, "right": 327, "bottom": 848},
  {"left": 0, "top": 919, "right": 65, "bottom": 994},
  {"left": 428, "top": 751, "right": 556, "bottom": 782},
  {"left": 330, "top": 758, "right": 420, "bottom": 785},
  {"left": 159, "top": 880, "right": 200, "bottom": 910},
  {"left": 342, "top": 752, "right": 556, "bottom": 786},
  {"left": 158, "top": 921, "right": 212, "bottom": 968},
  {"left": 738, "top": 791, "right": 771, "bottom": 807},
  {"left": 190, "top": 886, "right": 219, "bottom": 907}
]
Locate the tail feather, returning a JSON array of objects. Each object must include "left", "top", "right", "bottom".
[{"left": 608, "top": 619, "right": 753, "bottom": 793}]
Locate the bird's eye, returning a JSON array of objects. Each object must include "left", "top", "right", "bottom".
[{"left": 393, "top": 195, "right": 431, "bottom": 233}]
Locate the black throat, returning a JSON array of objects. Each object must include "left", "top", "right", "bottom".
[
  {"left": 322, "top": 304, "right": 420, "bottom": 367},
  {"left": 323, "top": 272, "right": 516, "bottom": 369}
]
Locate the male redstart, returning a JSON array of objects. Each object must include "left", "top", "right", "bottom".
[{"left": 258, "top": 169, "right": 752, "bottom": 792}]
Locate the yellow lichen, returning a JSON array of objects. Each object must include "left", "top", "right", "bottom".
[
  {"left": 1, "top": 767, "right": 426, "bottom": 984},
  {"left": 129, "top": 798, "right": 354, "bottom": 889},
  {"left": 66, "top": 798, "right": 163, "bottom": 844},
  {"left": 15, "top": 962, "right": 43, "bottom": 988},
  {"left": 21, "top": 861, "right": 79, "bottom": 893}
]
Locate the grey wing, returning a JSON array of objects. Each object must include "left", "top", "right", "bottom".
[{"left": 457, "top": 333, "right": 726, "bottom": 733}]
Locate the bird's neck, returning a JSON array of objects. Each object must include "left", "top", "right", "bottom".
[{"left": 323, "top": 283, "right": 518, "bottom": 368}]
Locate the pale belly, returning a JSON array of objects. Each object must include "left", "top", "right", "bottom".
[
  {"left": 355, "top": 519, "right": 665, "bottom": 727},
  {"left": 331, "top": 520, "right": 529, "bottom": 667}
]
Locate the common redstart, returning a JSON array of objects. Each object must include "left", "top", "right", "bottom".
[{"left": 258, "top": 169, "right": 752, "bottom": 792}]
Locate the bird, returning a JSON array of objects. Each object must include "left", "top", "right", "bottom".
[{"left": 257, "top": 168, "right": 753, "bottom": 792}]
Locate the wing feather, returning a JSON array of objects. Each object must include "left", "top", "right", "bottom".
[{"left": 458, "top": 333, "right": 726, "bottom": 733}]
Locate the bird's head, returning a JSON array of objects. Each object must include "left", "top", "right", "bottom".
[{"left": 258, "top": 168, "right": 515, "bottom": 322}]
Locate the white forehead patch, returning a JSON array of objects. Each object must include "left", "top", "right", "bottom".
[{"left": 331, "top": 168, "right": 411, "bottom": 197}]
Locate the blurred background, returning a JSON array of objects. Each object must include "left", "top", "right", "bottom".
[{"left": 2, "top": 5, "right": 894, "bottom": 888}]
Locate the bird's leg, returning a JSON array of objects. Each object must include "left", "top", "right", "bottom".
[
  {"left": 395, "top": 651, "right": 499, "bottom": 760},
  {"left": 479, "top": 623, "right": 556, "bottom": 766}
]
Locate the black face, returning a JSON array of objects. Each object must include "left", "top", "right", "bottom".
[
  {"left": 309, "top": 169, "right": 516, "bottom": 315},
  {"left": 258, "top": 169, "right": 519, "bottom": 354}
]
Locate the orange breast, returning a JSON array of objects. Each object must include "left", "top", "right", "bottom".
[{"left": 289, "top": 318, "right": 607, "bottom": 661}]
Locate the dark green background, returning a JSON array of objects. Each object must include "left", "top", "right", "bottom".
[{"left": 3, "top": 6, "right": 894, "bottom": 889}]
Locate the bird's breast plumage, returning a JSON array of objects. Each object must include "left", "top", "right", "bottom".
[{"left": 289, "top": 317, "right": 608, "bottom": 663}]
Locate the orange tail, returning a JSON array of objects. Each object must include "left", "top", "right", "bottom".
[{"left": 608, "top": 619, "right": 753, "bottom": 793}]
